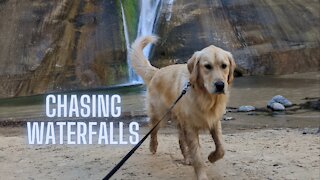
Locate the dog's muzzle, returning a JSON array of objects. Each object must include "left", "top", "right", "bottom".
[{"left": 214, "top": 81, "right": 225, "bottom": 94}]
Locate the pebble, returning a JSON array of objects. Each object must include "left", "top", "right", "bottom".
[
  {"left": 268, "top": 95, "right": 293, "bottom": 108},
  {"left": 269, "top": 102, "right": 285, "bottom": 111},
  {"left": 238, "top": 105, "right": 256, "bottom": 112},
  {"left": 274, "top": 95, "right": 293, "bottom": 107},
  {"left": 223, "top": 116, "right": 235, "bottom": 121}
]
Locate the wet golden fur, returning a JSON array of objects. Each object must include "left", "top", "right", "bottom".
[{"left": 130, "top": 35, "right": 236, "bottom": 180}]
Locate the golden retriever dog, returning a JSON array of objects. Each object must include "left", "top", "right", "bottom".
[{"left": 130, "top": 35, "right": 236, "bottom": 180}]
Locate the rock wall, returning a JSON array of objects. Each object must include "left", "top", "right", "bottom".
[
  {"left": 0, "top": 0, "right": 139, "bottom": 98},
  {"left": 153, "top": 0, "right": 320, "bottom": 75},
  {"left": 0, "top": 0, "right": 319, "bottom": 98}
]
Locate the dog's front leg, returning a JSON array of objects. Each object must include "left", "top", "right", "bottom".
[
  {"left": 149, "top": 116, "right": 160, "bottom": 154},
  {"left": 178, "top": 123, "right": 192, "bottom": 165},
  {"left": 208, "top": 120, "right": 225, "bottom": 163},
  {"left": 185, "top": 126, "right": 208, "bottom": 180}
]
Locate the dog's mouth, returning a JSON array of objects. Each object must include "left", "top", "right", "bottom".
[
  {"left": 208, "top": 87, "right": 225, "bottom": 94},
  {"left": 213, "top": 90, "right": 225, "bottom": 94}
]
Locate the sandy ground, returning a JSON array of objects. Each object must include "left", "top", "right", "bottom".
[{"left": 0, "top": 126, "right": 319, "bottom": 180}]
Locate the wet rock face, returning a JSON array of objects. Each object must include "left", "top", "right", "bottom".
[
  {"left": 0, "top": 0, "right": 129, "bottom": 98},
  {"left": 153, "top": 0, "right": 320, "bottom": 74},
  {"left": 0, "top": 0, "right": 319, "bottom": 98},
  {"left": 153, "top": 0, "right": 241, "bottom": 66}
]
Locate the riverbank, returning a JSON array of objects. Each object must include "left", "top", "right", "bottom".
[{"left": 0, "top": 72, "right": 319, "bottom": 126}]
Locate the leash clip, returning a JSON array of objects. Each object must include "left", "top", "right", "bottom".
[{"left": 182, "top": 82, "right": 191, "bottom": 94}]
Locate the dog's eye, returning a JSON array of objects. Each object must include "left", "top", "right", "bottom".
[
  {"left": 221, "top": 63, "right": 227, "bottom": 69},
  {"left": 204, "top": 64, "right": 212, "bottom": 70}
]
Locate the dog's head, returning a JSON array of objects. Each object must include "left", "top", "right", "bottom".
[{"left": 187, "top": 45, "right": 236, "bottom": 94}]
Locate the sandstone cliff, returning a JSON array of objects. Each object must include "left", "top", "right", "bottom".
[
  {"left": 0, "top": 0, "right": 139, "bottom": 98},
  {"left": 0, "top": 0, "right": 319, "bottom": 98},
  {"left": 153, "top": 0, "right": 320, "bottom": 75}
]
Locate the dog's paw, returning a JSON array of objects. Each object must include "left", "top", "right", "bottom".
[
  {"left": 150, "top": 148, "right": 157, "bottom": 154},
  {"left": 208, "top": 149, "right": 225, "bottom": 163},
  {"left": 183, "top": 157, "right": 192, "bottom": 165},
  {"left": 197, "top": 172, "right": 209, "bottom": 180},
  {"left": 149, "top": 141, "right": 158, "bottom": 154}
]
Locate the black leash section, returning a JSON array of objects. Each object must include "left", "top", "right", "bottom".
[{"left": 102, "top": 82, "right": 191, "bottom": 180}]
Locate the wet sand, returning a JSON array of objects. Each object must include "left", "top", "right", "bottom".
[{"left": 0, "top": 72, "right": 319, "bottom": 179}]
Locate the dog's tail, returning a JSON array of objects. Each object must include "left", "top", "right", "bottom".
[{"left": 130, "top": 35, "right": 159, "bottom": 85}]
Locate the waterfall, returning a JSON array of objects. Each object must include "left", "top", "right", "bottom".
[
  {"left": 137, "top": 0, "right": 162, "bottom": 60},
  {"left": 165, "top": 0, "right": 174, "bottom": 21},
  {"left": 120, "top": 1, "right": 141, "bottom": 84},
  {"left": 120, "top": 0, "right": 162, "bottom": 84}
]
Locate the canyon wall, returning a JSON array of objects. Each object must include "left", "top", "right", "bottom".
[
  {"left": 153, "top": 0, "right": 319, "bottom": 75},
  {"left": 0, "top": 0, "right": 319, "bottom": 98},
  {"left": 0, "top": 0, "right": 139, "bottom": 98}
]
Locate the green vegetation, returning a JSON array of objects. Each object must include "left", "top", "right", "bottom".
[
  {"left": 112, "top": 0, "right": 140, "bottom": 85},
  {"left": 121, "top": 0, "right": 140, "bottom": 42},
  {"left": 118, "top": 64, "right": 128, "bottom": 77}
]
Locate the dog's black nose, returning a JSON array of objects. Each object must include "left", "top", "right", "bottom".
[{"left": 215, "top": 81, "right": 225, "bottom": 92}]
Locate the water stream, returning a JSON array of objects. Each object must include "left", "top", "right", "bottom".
[
  {"left": 120, "top": 1, "right": 141, "bottom": 84},
  {"left": 137, "top": 0, "right": 162, "bottom": 60},
  {"left": 121, "top": 0, "right": 162, "bottom": 84},
  {"left": 0, "top": 73, "right": 319, "bottom": 131}
]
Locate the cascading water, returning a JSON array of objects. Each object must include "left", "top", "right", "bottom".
[
  {"left": 120, "top": 1, "right": 140, "bottom": 84},
  {"left": 137, "top": 0, "right": 161, "bottom": 61},
  {"left": 165, "top": 0, "right": 174, "bottom": 21},
  {"left": 121, "top": 0, "right": 162, "bottom": 84}
]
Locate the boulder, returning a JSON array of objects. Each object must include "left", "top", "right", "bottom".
[
  {"left": 268, "top": 95, "right": 292, "bottom": 108},
  {"left": 269, "top": 102, "right": 285, "bottom": 111}
]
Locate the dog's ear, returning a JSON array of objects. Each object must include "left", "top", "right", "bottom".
[
  {"left": 187, "top": 52, "right": 199, "bottom": 73},
  {"left": 227, "top": 52, "right": 236, "bottom": 84},
  {"left": 187, "top": 52, "right": 200, "bottom": 84}
]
